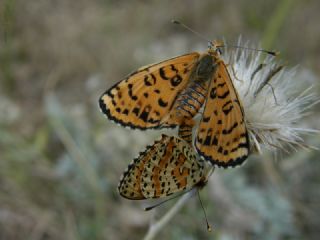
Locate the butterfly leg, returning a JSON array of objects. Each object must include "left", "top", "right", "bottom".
[
  {"left": 251, "top": 63, "right": 266, "bottom": 81},
  {"left": 244, "top": 63, "right": 267, "bottom": 97},
  {"left": 253, "top": 65, "right": 283, "bottom": 105},
  {"left": 226, "top": 63, "right": 243, "bottom": 83}
]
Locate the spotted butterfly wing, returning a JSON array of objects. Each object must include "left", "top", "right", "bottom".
[
  {"left": 99, "top": 53, "right": 200, "bottom": 129},
  {"left": 195, "top": 59, "right": 249, "bottom": 168},
  {"left": 118, "top": 134, "right": 212, "bottom": 199}
]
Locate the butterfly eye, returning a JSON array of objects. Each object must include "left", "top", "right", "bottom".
[{"left": 217, "top": 47, "right": 223, "bottom": 55}]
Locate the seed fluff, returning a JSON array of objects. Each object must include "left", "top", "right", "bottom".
[{"left": 221, "top": 39, "right": 319, "bottom": 154}]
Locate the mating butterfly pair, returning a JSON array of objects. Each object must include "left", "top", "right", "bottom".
[{"left": 99, "top": 40, "right": 249, "bottom": 199}]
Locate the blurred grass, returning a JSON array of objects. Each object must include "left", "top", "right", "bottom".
[
  {"left": 0, "top": 0, "right": 15, "bottom": 94},
  {"left": 45, "top": 93, "right": 107, "bottom": 239},
  {"left": 0, "top": 0, "right": 319, "bottom": 239},
  {"left": 261, "top": 0, "right": 297, "bottom": 50}
]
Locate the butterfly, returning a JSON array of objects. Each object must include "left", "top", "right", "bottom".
[
  {"left": 99, "top": 40, "right": 249, "bottom": 167},
  {"left": 118, "top": 134, "right": 213, "bottom": 200}
]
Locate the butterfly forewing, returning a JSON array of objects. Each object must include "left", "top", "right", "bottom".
[
  {"left": 118, "top": 135, "right": 210, "bottom": 199},
  {"left": 195, "top": 60, "right": 249, "bottom": 168},
  {"left": 99, "top": 53, "right": 200, "bottom": 129}
]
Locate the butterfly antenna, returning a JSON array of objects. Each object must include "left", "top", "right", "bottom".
[
  {"left": 172, "top": 19, "right": 210, "bottom": 42},
  {"left": 172, "top": 20, "right": 278, "bottom": 57},
  {"left": 223, "top": 45, "right": 279, "bottom": 56},
  {"left": 144, "top": 189, "right": 193, "bottom": 211},
  {"left": 197, "top": 190, "right": 212, "bottom": 232}
]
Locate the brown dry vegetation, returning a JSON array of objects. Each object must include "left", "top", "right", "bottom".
[{"left": 0, "top": 0, "right": 320, "bottom": 239}]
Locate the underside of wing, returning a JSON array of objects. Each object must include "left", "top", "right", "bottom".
[
  {"left": 140, "top": 135, "right": 205, "bottom": 198},
  {"left": 99, "top": 53, "right": 200, "bottom": 129},
  {"left": 195, "top": 61, "right": 250, "bottom": 168},
  {"left": 117, "top": 137, "right": 167, "bottom": 200}
]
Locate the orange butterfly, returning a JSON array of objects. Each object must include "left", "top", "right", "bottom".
[
  {"left": 99, "top": 40, "right": 249, "bottom": 167},
  {"left": 118, "top": 134, "right": 213, "bottom": 199}
]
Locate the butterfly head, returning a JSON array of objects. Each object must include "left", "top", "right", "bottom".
[{"left": 208, "top": 40, "right": 224, "bottom": 56}]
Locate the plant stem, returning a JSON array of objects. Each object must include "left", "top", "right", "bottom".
[{"left": 143, "top": 190, "right": 194, "bottom": 240}]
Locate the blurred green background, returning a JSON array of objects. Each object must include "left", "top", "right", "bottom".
[{"left": 0, "top": 0, "right": 319, "bottom": 239}]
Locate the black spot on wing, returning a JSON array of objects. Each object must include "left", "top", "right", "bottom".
[
  {"left": 128, "top": 83, "right": 138, "bottom": 101},
  {"left": 123, "top": 109, "right": 129, "bottom": 115},
  {"left": 230, "top": 142, "right": 249, "bottom": 153},
  {"left": 210, "top": 87, "right": 217, "bottom": 99},
  {"left": 144, "top": 74, "right": 156, "bottom": 86},
  {"left": 132, "top": 107, "right": 140, "bottom": 116},
  {"left": 222, "top": 100, "right": 233, "bottom": 115},
  {"left": 170, "top": 75, "right": 182, "bottom": 87},
  {"left": 212, "top": 136, "right": 218, "bottom": 146},
  {"left": 222, "top": 122, "right": 239, "bottom": 134},
  {"left": 218, "top": 90, "right": 230, "bottom": 99},
  {"left": 139, "top": 106, "right": 151, "bottom": 122},
  {"left": 170, "top": 64, "right": 179, "bottom": 73},
  {"left": 202, "top": 116, "right": 210, "bottom": 122},
  {"left": 158, "top": 98, "right": 168, "bottom": 107},
  {"left": 154, "top": 111, "right": 160, "bottom": 116},
  {"left": 217, "top": 82, "right": 226, "bottom": 88},
  {"left": 159, "top": 67, "right": 169, "bottom": 80},
  {"left": 204, "top": 136, "right": 211, "bottom": 146}
]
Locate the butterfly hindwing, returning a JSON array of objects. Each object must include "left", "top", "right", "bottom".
[
  {"left": 195, "top": 60, "right": 249, "bottom": 168},
  {"left": 99, "top": 53, "right": 200, "bottom": 129},
  {"left": 118, "top": 134, "right": 211, "bottom": 199},
  {"left": 117, "top": 139, "right": 164, "bottom": 200},
  {"left": 141, "top": 135, "right": 206, "bottom": 198}
]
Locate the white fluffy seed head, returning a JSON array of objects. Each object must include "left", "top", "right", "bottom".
[{"left": 222, "top": 39, "right": 319, "bottom": 153}]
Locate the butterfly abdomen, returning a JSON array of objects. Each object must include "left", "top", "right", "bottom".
[
  {"left": 162, "top": 54, "right": 218, "bottom": 127},
  {"left": 178, "top": 124, "right": 193, "bottom": 144},
  {"left": 175, "top": 81, "right": 208, "bottom": 119}
]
